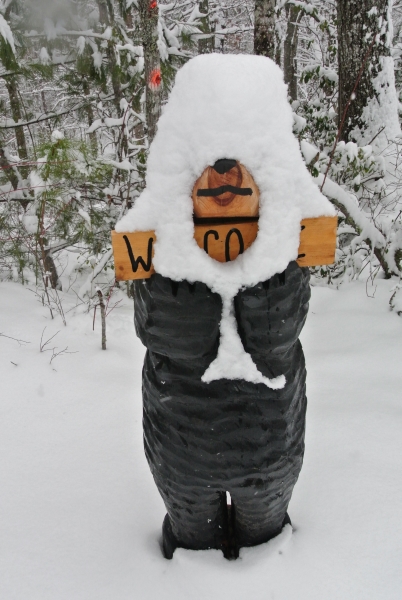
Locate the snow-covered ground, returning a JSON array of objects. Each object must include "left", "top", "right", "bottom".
[{"left": 1, "top": 279, "right": 401, "bottom": 600}]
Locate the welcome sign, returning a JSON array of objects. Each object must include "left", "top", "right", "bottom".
[
  {"left": 111, "top": 215, "right": 338, "bottom": 281},
  {"left": 112, "top": 160, "right": 337, "bottom": 281}
]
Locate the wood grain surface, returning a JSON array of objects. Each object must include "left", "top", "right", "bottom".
[{"left": 192, "top": 163, "right": 260, "bottom": 218}]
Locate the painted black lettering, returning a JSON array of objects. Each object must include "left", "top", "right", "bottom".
[
  {"left": 204, "top": 230, "right": 219, "bottom": 254},
  {"left": 123, "top": 235, "right": 153, "bottom": 272},
  {"left": 225, "top": 228, "right": 244, "bottom": 262}
]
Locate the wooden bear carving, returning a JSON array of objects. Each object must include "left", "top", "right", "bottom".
[
  {"left": 111, "top": 54, "right": 338, "bottom": 561},
  {"left": 192, "top": 158, "right": 259, "bottom": 218},
  {"left": 129, "top": 159, "right": 314, "bottom": 558},
  {"left": 112, "top": 162, "right": 336, "bottom": 277}
]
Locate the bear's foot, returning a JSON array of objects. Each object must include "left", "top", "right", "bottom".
[
  {"left": 162, "top": 514, "right": 177, "bottom": 560},
  {"left": 161, "top": 512, "right": 292, "bottom": 560}
]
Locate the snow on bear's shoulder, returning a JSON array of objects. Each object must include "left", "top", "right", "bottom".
[{"left": 116, "top": 54, "right": 334, "bottom": 389}]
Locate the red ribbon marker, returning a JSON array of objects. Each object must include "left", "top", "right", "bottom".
[{"left": 149, "top": 68, "right": 162, "bottom": 91}]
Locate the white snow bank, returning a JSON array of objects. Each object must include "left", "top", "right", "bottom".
[
  {"left": 117, "top": 54, "right": 334, "bottom": 388},
  {"left": 1, "top": 280, "right": 401, "bottom": 599}
]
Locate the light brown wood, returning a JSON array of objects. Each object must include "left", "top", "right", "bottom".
[
  {"left": 111, "top": 216, "right": 337, "bottom": 281},
  {"left": 193, "top": 221, "right": 259, "bottom": 262},
  {"left": 112, "top": 230, "right": 155, "bottom": 281},
  {"left": 297, "top": 216, "right": 338, "bottom": 268},
  {"left": 192, "top": 162, "right": 260, "bottom": 218}
]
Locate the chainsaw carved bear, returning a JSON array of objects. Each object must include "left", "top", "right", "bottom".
[{"left": 133, "top": 158, "right": 310, "bottom": 559}]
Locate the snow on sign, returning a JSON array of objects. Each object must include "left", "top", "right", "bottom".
[
  {"left": 113, "top": 55, "right": 338, "bottom": 560},
  {"left": 112, "top": 216, "right": 337, "bottom": 281},
  {"left": 112, "top": 157, "right": 337, "bottom": 280}
]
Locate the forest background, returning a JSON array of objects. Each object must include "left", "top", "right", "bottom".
[{"left": 1, "top": 0, "right": 402, "bottom": 323}]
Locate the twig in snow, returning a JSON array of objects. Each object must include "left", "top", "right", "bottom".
[
  {"left": 49, "top": 346, "right": 78, "bottom": 365},
  {"left": 367, "top": 126, "right": 386, "bottom": 148},
  {"left": 93, "top": 304, "right": 97, "bottom": 331},
  {"left": 53, "top": 288, "right": 66, "bottom": 326},
  {"left": 39, "top": 327, "right": 59, "bottom": 352},
  {"left": 0, "top": 332, "right": 30, "bottom": 346},
  {"left": 106, "top": 299, "right": 122, "bottom": 317}
]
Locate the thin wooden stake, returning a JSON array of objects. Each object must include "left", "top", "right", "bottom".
[{"left": 97, "top": 290, "right": 107, "bottom": 350}]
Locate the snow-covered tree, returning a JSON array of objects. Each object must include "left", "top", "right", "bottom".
[
  {"left": 338, "top": 0, "right": 400, "bottom": 148},
  {"left": 2, "top": 0, "right": 402, "bottom": 312},
  {"left": 0, "top": 0, "right": 206, "bottom": 300}
]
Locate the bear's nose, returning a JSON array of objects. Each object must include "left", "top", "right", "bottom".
[{"left": 212, "top": 159, "right": 238, "bottom": 175}]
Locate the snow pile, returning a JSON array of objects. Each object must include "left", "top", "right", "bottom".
[
  {"left": 1, "top": 280, "right": 402, "bottom": 599},
  {"left": 117, "top": 54, "right": 335, "bottom": 388}
]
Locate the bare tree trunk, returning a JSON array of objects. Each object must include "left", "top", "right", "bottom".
[
  {"left": 274, "top": 26, "right": 281, "bottom": 67},
  {"left": 4, "top": 1, "right": 14, "bottom": 20},
  {"left": 139, "top": 0, "right": 162, "bottom": 144},
  {"left": 34, "top": 186, "right": 60, "bottom": 289},
  {"left": 284, "top": 3, "right": 299, "bottom": 101},
  {"left": 0, "top": 147, "right": 19, "bottom": 191},
  {"left": 40, "top": 90, "right": 53, "bottom": 135},
  {"left": 337, "top": 0, "right": 396, "bottom": 145},
  {"left": 198, "top": 0, "right": 215, "bottom": 54},
  {"left": 97, "top": 0, "right": 111, "bottom": 25},
  {"left": 37, "top": 208, "right": 61, "bottom": 289},
  {"left": 0, "top": 146, "right": 32, "bottom": 208},
  {"left": 36, "top": 232, "right": 61, "bottom": 290},
  {"left": 5, "top": 77, "right": 29, "bottom": 178},
  {"left": 43, "top": 251, "right": 61, "bottom": 290},
  {"left": 82, "top": 80, "right": 98, "bottom": 154},
  {"left": 97, "top": 0, "right": 122, "bottom": 116},
  {"left": 254, "top": 0, "right": 276, "bottom": 59}
]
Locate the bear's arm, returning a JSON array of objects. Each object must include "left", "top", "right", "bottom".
[
  {"left": 133, "top": 274, "right": 222, "bottom": 361},
  {"left": 234, "top": 261, "right": 310, "bottom": 366}
]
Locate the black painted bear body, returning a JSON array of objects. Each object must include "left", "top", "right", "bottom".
[{"left": 133, "top": 261, "right": 310, "bottom": 557}]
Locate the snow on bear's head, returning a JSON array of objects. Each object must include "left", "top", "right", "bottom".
[
  {"left": 116, "top": 54, "right": 334, "bottom": 388},
  {"left": 117, "top": 53, "right": 334, "bottom": 295}
]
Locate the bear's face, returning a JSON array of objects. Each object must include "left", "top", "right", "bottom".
[{"left": 192, "top": 159, "right": 259, "bottom": 219}]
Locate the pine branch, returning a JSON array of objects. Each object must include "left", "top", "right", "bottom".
[{"left": 0, "top": 102, "right": 88, "bottom": 129}]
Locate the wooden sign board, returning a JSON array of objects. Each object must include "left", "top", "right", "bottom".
[{"left": 111, "top": 216, "right": 337, "bottom": 281}]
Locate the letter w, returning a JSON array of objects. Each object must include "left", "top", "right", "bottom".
[{"left": 123, "top": 235, "right": 153, "bottom": 272}]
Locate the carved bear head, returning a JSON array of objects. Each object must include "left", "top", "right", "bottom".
[{"left": 192, "top": 159, "right": 259, "bottom": 219}]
